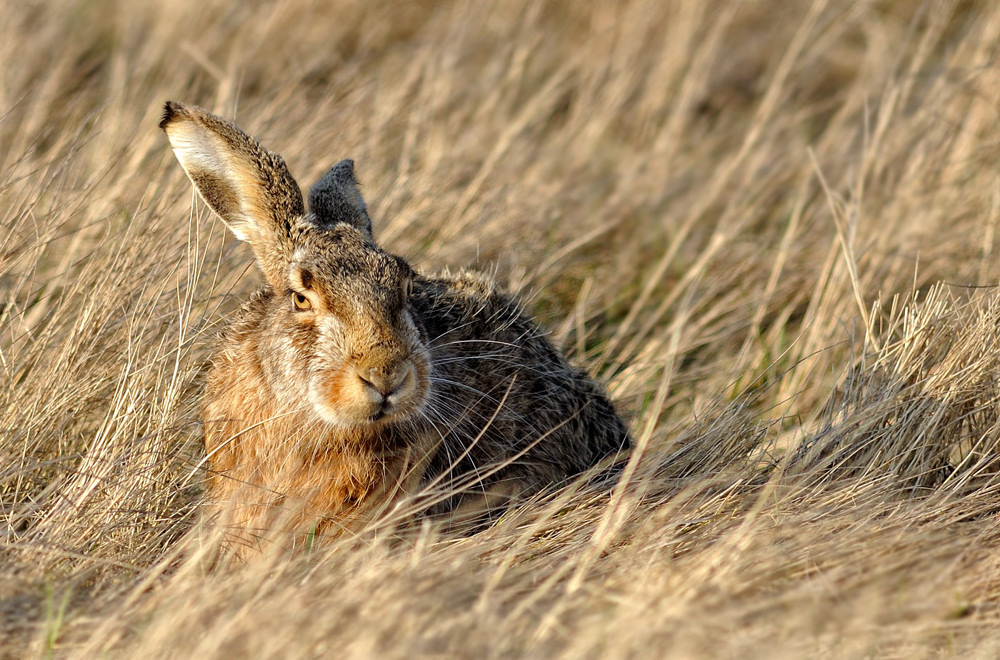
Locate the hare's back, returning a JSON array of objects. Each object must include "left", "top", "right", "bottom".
[{"left": 413, "top": 270, "right": 630, "bottom": 495}]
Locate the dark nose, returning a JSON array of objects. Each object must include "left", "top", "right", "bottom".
[{"left": 358, "top": 364, "right": 411, "bottom": 398}]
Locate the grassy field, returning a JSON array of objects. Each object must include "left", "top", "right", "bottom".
[{"left": 5, "top": 0, "right": 1000, "bottom": 656}]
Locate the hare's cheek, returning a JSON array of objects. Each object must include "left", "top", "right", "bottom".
[
  {"left": 409, "top": 354, "right": 432, "bottom": 403},
  {"left": 311, "top": 366, "right": 350, "bottom": 409},
  {"left": 275, "top": 322, "right": 316, "bottom": 374},
  {"left": 309, "top": 366, "right": 371, "bottom": 425}
]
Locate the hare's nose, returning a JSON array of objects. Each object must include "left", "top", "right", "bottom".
[{"left": 359, "top": 364, "right": 412, "bottom": 398}]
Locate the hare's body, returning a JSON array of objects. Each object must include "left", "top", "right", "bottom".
[{"left": 161, "top": 101, "right": 629, "bottom": 555}]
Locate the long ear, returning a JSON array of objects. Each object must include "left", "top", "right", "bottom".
[
  {"left": 159, "top": 101, "right": 304, "bottom": 288},
  {"left": 308, "top": 160, "right": 373, "bottom": 238}
]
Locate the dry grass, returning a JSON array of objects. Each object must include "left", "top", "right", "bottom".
[{"left": 5, "top": 0, "right": 1000, "bottom": 656}]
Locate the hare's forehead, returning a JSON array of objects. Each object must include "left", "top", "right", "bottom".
[{"left": 289, "top": 246, "right": 407, "bottom": 289}]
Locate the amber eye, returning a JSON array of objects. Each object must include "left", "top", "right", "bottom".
[{"left": 292, "top": 291, "right": 311, "bottom": 311}]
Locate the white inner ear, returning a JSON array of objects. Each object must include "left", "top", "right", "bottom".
[
  {"left": 166, "top": 124, "right": 226, "bottom": 173},
  {"left": 165, "top": 122, "right": 252, "bottom": 242}
]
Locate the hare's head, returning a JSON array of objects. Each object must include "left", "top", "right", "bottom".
[{"left": 160, "top": 102, "right": 430, "bottom": 429}]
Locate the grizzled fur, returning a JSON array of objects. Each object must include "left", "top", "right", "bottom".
[{"left": 160, "top": 101, "right": 629, "bottom": 558}]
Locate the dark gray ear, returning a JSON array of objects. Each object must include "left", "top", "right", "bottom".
[{"left": 307, "top": 159, "right": 372, "bottom": 237}]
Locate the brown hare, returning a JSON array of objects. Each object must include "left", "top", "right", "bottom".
[{"left": 160, "top": 101, "right": 630, "bottom": 558}]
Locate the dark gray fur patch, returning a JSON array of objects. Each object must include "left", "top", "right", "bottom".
[{"left": 308, "top": 159, "right": 372, "bottom": 236}]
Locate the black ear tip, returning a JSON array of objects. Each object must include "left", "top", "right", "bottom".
[{"left": 160, "top": 101, "right": 178, "bottom": 130}]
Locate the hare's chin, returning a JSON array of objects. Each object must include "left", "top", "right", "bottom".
[{"left": 308, "top": 396, "right": 422, "bottom": 429}]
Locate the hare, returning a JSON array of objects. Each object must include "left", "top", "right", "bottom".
[{"left": 160, "top": 101, "right": 629, "bottom": 557}]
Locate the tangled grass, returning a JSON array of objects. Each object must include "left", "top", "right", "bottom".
[{"left": 5, "top": 0, "right": 1000, "bottom": 656}]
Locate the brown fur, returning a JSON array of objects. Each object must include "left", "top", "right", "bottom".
[{"left": 161, "top": 101, "right": 630, "bottom": 559}]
